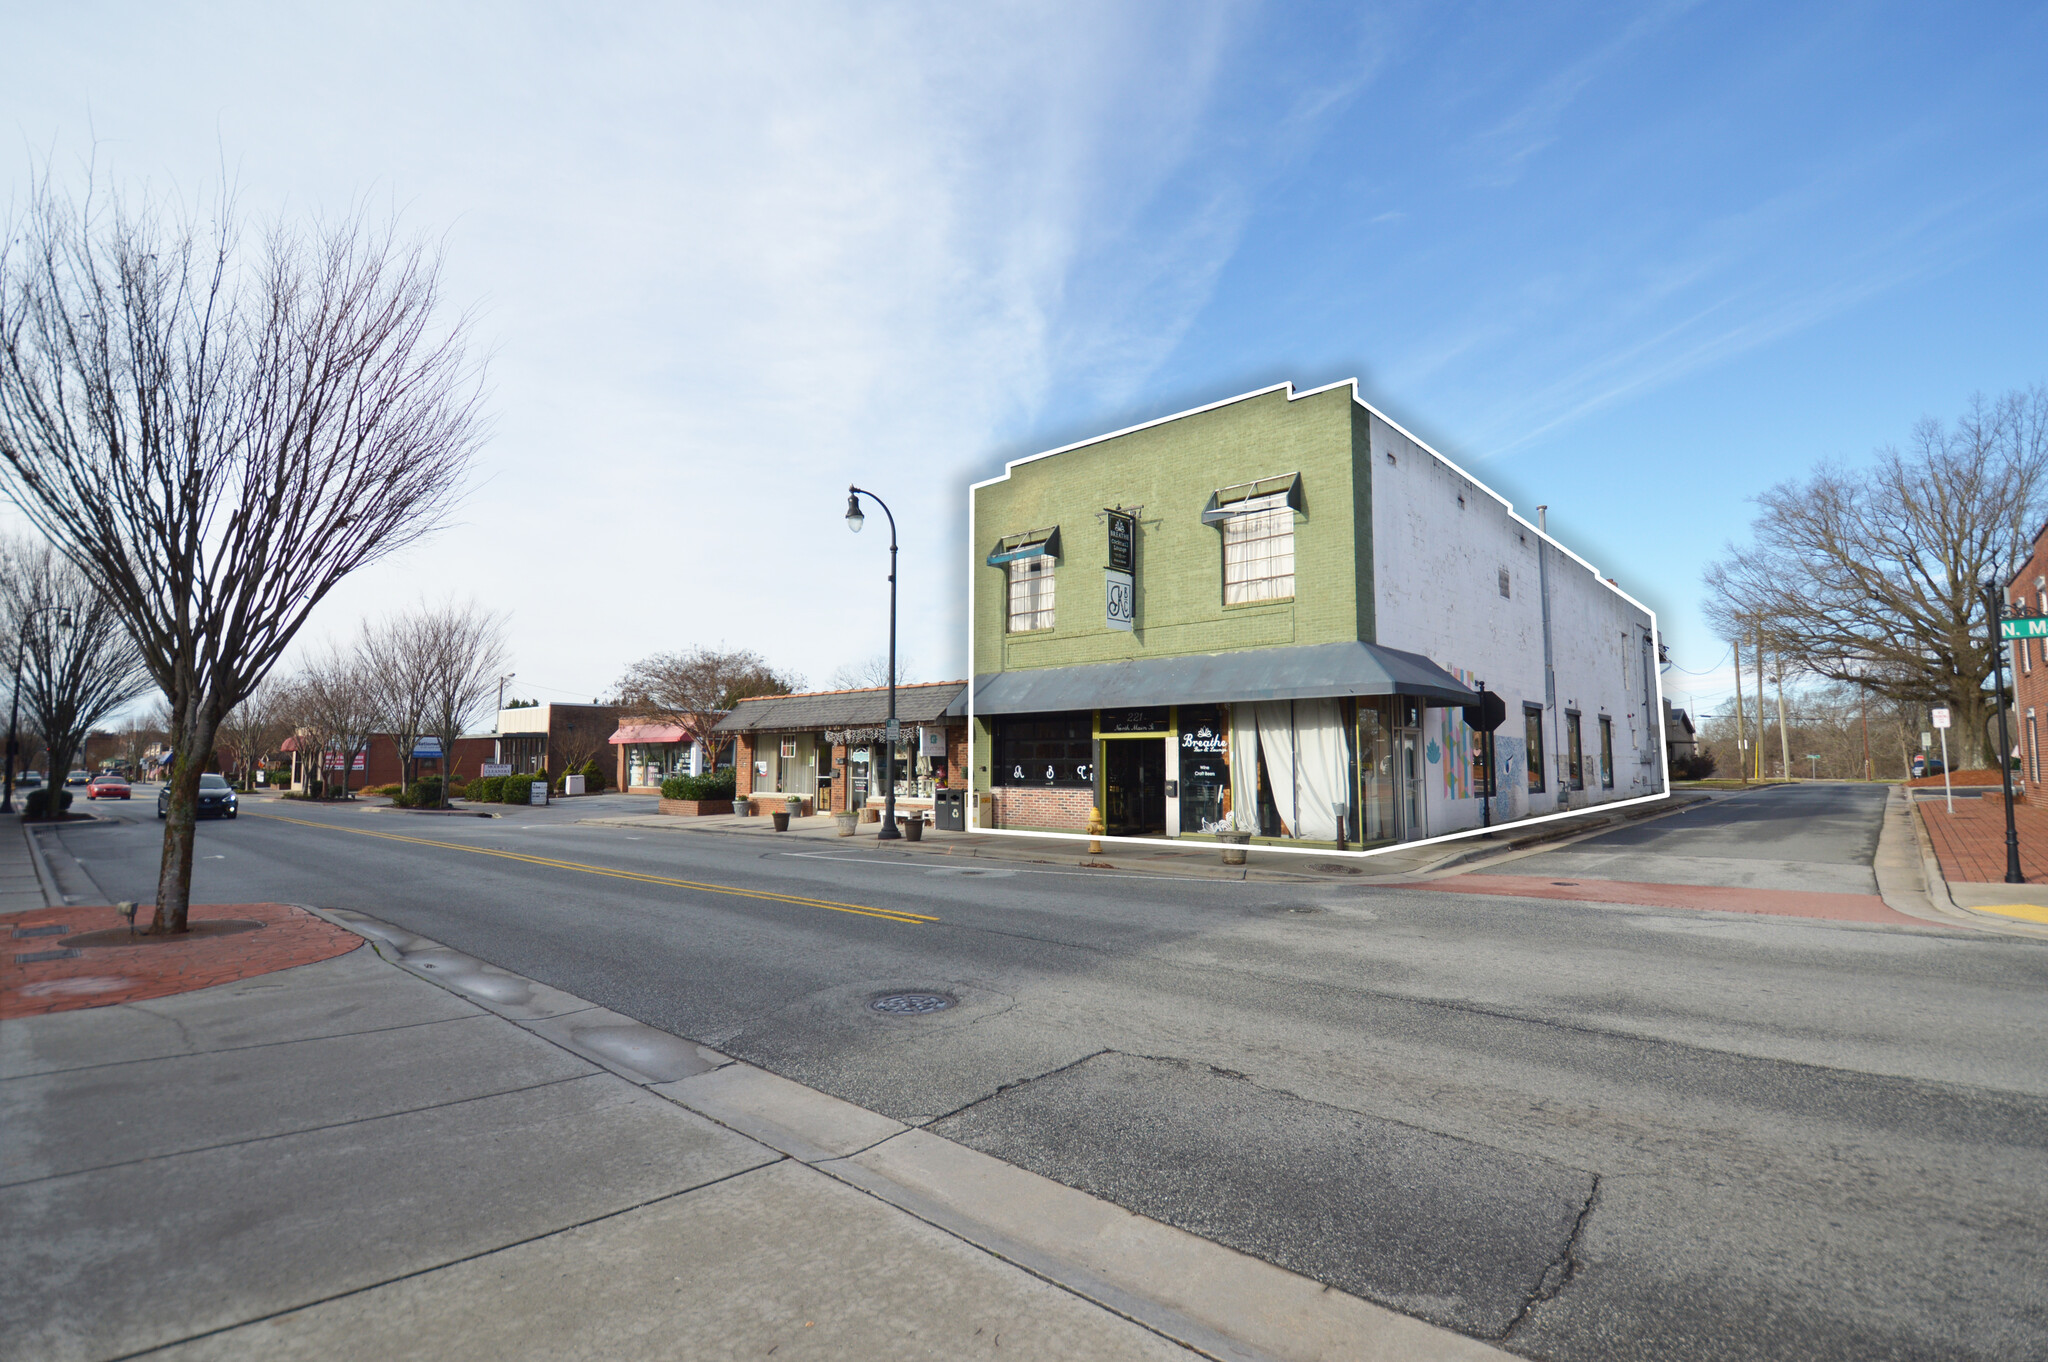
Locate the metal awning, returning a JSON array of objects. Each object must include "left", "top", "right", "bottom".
[
  {"left": 986, "top": 526, "right": 1061, "bottom": 566},
  {"left": 967, "top": 641, "right": 1477, "bottom": 716}
]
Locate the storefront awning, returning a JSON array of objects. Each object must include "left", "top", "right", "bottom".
[
  {"left": 967, "top": 641, "right": 1478, "bottom": 716},
  {"left": 609, "top": 723, "right": 692, "bottom": 745}
]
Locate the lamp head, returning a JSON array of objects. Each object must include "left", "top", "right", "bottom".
[{"left": 845, "top": 491, "right": 864, "bottom": 533}]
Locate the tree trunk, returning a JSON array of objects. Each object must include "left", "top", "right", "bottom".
[
  {"left": 1951, "top": 687, "right": 1995, "bottom": 769},
  {"left": 151, "top": 707, "right": 222, "bottom": 933}
]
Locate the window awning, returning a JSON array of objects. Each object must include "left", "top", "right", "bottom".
[
  {"left": 967, "top": 640, "right": 1477, "bottom": 715},
  {"left": 986, "top": 526, "right": 1061, "bottom": 566},
  {"left": 609, "top": 723, "right": 692, "bottom": 745},
  {"left": 1201, "top": 472, "right": 1302, "bottom": 525}
]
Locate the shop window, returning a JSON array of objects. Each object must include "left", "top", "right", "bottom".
[
  {"left": 993, "top": 713, "right": 1094, "bottom": 787},
  {"left": 1220, "top": 492, "right": 1295, "bottom": 605},
  {"left": 1007, "top": 556, "right": 1056, "bottom": 632},
  {"left": 1565, "top": 711, "right": 1584, "bottom": 790},
  {"left": 1598, "top": 715, "right": 1614, "bottom": 788},
  {"left": 1524, "top": 704, "right": 1545, "bottom": 793},
  {"left": 1178, "top": 705, "right": 1230, "bottom": 832}
]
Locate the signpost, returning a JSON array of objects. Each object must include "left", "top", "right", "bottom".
[
  {"left": 1932, "top": 706, "right": 1953, "bottom": 815},
  {"left": 1978, "top": 583, "right": 2023, "bottom": 884}
]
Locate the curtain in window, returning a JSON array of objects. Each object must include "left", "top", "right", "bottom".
[
  {"left": 1222, "top": 494, "right": 1295, "bottom": 605},
  {"left": 1292, "top": 699, "right": 1346, "bottom": 841},
  {"left": 1228, "top": 706, "right": 1260, "bottom": 832},
  {"left": 1007, "top": 557, "right": 1055, "bottom": 631}
]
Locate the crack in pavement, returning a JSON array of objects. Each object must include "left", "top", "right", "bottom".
[{"left": 1499, "top": 1172, "right": 1601, "bottom": 1341}]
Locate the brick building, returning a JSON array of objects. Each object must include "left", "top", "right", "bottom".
[
  {"left": 968, "top": 379, "right": 1665, "bottom": 849},
  {"left": 2006, "top": 530, "right": 2048, "bottom": 784},
  {"left": 283, "top": 733, "right": 497, "bottom": 792},
  {"left": 493, "top": 702, "right": 624, "bottom": 779},
  {"left": 713, "top": 682, "right": 967, "bottom": 818}
]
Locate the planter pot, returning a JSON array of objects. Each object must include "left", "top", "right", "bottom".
[
  {"left": 902, "top": 816, "right": 924, "bottom": 842},
  {"left": 785, "top": 799, "right": 803, "bottom": 820},
  {"left": 771, "top": 811, "right": 790, "bottom": 831},
  {"left": 1218, "top": 830, "right": 1251, "bottom": 866},
  {"left": 834, "top": 812, "right": 859, "bottom": 837}
]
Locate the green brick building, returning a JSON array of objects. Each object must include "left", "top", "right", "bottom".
[{"left": 966, "top": 380, "right": 1665, "bottom": 851}]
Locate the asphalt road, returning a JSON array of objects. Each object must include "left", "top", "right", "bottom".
[{"left": 57, "top": 785, "right": 2048, "bottom": 1360}]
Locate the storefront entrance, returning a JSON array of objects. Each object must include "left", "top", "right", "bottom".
[{"left": 1102, "top": 738, "right": 1166, "bottom": 836}]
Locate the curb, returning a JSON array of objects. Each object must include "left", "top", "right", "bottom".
[
  {"left": 306, "top": 906, "right": 1510, "bottom": 1362},
  {"left": 1906, "top": 799, "right": 2048, "bottom": 941},
  {"left": 21, "top": 820, "right": 63, "bottom": 909}
]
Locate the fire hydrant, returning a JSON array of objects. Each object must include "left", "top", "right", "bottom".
[{"left": 1086, "top": 807, "right": 1104, "bottom": 855}]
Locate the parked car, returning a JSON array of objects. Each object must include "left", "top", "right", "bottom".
[
  {"left": 159, "top": 773, "right": 238, "bottom": 820},
  {"left": 1911, "top": 755, "right": 1947, "bottom": 779},
  {"left": 86, "top": 774, "right": 132, "bottom": 800},
  {"left": 17, "top": 770, "right": 43, "bottom": 788},
  {"left": 66, "top": 769, "right": 89, "bottom": 786}
]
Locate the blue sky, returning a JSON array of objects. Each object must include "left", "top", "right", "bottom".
[{"left": 6, "top": 2, "right": 2046, "bottom": 719}]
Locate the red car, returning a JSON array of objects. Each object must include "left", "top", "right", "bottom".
[{"left": 86, "top": 774, "right": 131, "bottom": 800}]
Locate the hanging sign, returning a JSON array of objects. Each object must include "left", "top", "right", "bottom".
[
  {"left": 1106, "top": 509, "right": 1135, "bottom": 572},
  {"left": 1105, "top": 569, "right": 1134, "bottom": 631}
]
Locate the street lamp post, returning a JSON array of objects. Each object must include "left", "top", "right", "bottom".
[
  {"left": 1982, "top": 582, "right": 2025, "bottom": 884},
  {"left": 2, "top": 607, "right": 74, "bottom": 815},
  {"left": 845, "top": 486, "right": 901, "bottom": 840}
]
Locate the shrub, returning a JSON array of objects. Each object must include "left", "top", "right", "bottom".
[
  {"left": 411, "top": 776, "right": 445, "bottom": 807},
  {"left": 662, "top": 768, "right": 735, "bottom": 801},
  {"left": 368, "top": 783, "right": 404, "bottom": 798},
  {"left": 579, "top": 758, "right": 610, "bottom": 793},
  {"left": 24, "top": 787, "right": 73, "bottom": 820},
  {"left": 1669, "top": 751, "right": 1718, "bottom": 781},
  {"left": 444, "top": 779, "right": 467, "bottom": 800},
  {"left": 467, "top": 775, "right": 505, "bottom": 803},
  {"left": 501, "top": 770, "right": 549, "bottom": 803}
]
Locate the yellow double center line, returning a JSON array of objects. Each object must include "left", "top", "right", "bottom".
[{"left": 251, "top": 812, "right": 937, "bottom": 926}]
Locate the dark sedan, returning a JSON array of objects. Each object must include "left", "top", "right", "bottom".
[
  {"left": 86, "top": 774, "right": 131, "bottom": 800},
  {"left": 159, "top": 773, "right": 238, "bottom": 820}
]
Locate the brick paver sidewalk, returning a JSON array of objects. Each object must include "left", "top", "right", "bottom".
[
  {"left": 1917, "top": 795, "right": 2048, "bottom": 884},
  {"left": 1, "top": 902, "right": 360, "bottom": 1018}
]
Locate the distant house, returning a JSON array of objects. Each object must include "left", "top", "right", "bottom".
[{"left": 1664, "top": 700, "right": 1696, "bottom": 761}]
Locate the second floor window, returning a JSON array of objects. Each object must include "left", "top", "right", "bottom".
[
  {"left": 1222, "top": 492, "right": 1295, "bottom": 605},
  {"left": 1008, "top": 555, "right": 1056, "bottom": 632}
]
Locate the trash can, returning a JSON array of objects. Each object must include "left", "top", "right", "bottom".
[{"left": 934, "top": 788, "right": 966, "bottom": 832}]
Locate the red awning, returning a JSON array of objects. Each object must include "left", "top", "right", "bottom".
[{"left": 609, "top": 723, "right": 692, "bottom": 745}]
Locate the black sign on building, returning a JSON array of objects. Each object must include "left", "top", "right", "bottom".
[{"left": 1106, "top": 508, "right": 1135, "bottom": 573}]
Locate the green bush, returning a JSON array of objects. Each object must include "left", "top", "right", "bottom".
[
  {"left": 1670, "top": 751, "right": 1718, "bottom": 781},
  {"left": 501, "top": 770, "right": 550, "bottom": 803},
  {"left": 24, "top": 787, "right": 73, "bottom": 820},
  {"left": 466, "top": 775, "right": 505, "bottom": 802},
  {"left": 579, "top": 758, "right": 610, "bottom": 793},
  {"left": 662, "top": 768, "right": 735, "bottom": 801}
]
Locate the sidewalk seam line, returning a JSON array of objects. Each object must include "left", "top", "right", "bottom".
[
  {"left": 0, "top": 1071, "right": 600, "bottom": 1191},
  {"left": 105, "top": 1156, "right": 789, "bottom": 1361},
  {"left": 0, "top": 1009, "right": 500, "bottom": 1082}
]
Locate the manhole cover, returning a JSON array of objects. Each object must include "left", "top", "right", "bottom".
[{"left": 869, "top": 992, "right": 955, "bottom": 1015}]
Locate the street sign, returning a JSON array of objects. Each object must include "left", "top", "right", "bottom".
[
  {"left": 1932, "top": 707, "right": 1951, "bottom": 730},
  {"left": 2000, "top": 616, "right": 2048, "bottom": 640},
  {"left": 1105, "top": 569, "right": 1135, "bottom": 631},
  {"left": 1920, "top": 732, "right": 1931, "bottom": 750},
  {"left": 1462, "top": 690, "right": 1508, "bottom": 733}
]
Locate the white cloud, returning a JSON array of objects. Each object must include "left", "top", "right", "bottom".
[{"left": 3, "top": 1, "right": 1258, "bottom": 701}]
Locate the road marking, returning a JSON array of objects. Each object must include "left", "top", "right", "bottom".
[
  {"left": 780, "top": 852, "right": 1226, "bottom": 883},
  {"left": 1972, "top": 902, "right": 2048, "bottom": 924},
  {"left": 249, "top": 813, "right": 936, "bottom": 925}
]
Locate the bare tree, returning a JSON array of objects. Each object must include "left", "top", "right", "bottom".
[
  {"left": 1704, "top": 386, "right": 2048, "bottom": 768},
  {"left": 416, "top": 602, "right": 507, "bottom": 806},
  {"left": 0, "top": 175, "right": 486, "bottom": 927},
  {"left": 218, "top": 677, "right": 289, "bottom": 791},
  {"left": 0, "top": 536, "right": 151, "bottom": 813},
  {"left": 828, "top": 652, "right": 919, "bottom": 691},
  {"left": 362, "top": 612, "right": 436, "bottom": 793},
  {"left": 613, "top": 647, "right": 798, "bottom": 769},
  {"left": 284, "top": 646, "right": 379, "bottom": 796}
]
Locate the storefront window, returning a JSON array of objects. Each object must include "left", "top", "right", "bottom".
[
  {"left": 994, "top": 713, "right": 1094, "bottom": 786},
  {"left": 1358, "top": 700, "right": 1395, "bottom": 844},
  {"left": 1177, "top": 706, "right": 1230, "bottom": 831}
]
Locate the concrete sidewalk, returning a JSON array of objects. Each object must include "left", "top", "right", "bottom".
[{"left": 2, "top": 890, "right": 1505, "bottom": 1360}]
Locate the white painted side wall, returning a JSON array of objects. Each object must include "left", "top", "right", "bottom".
[{"left": 1366, "top": 409, "right": 1663, "bottom": 838}]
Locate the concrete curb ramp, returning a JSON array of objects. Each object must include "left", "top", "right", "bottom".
[{"left": 333, "top": 907, "right": 1508, "bottom": 1362}]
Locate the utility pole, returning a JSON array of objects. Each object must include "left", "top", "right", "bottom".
[
  {"left": 1861, "top": 694, "right": 1872, "bottom": 781},
  {"left": 1733, "top": 638, "right": 1749, "bottom": 787},
  {"left": 1774, "top": 656, "right": 1792, "bottom": 781},
  {"left": 1755, "top": 619, "right": 1767, "bottom": 780}
]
